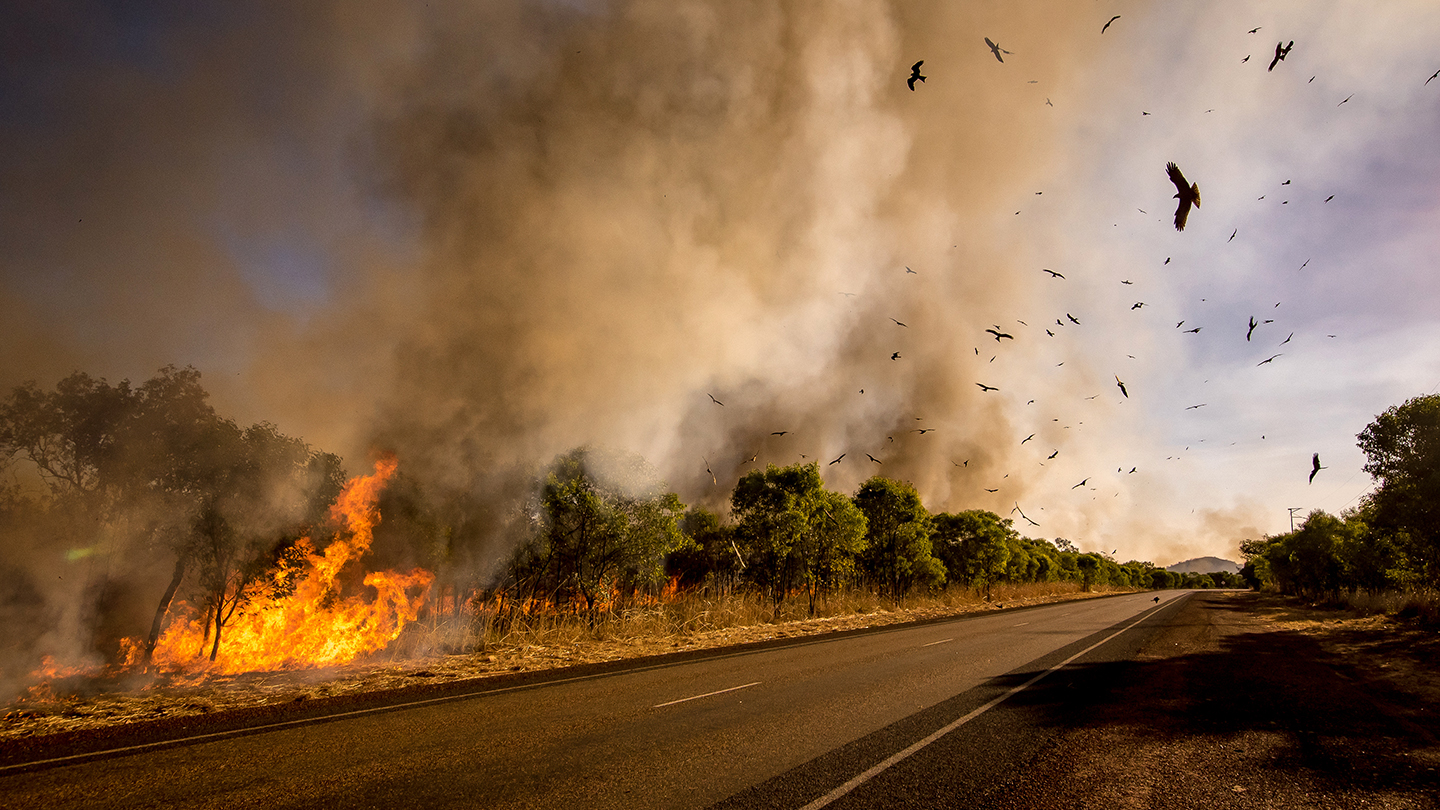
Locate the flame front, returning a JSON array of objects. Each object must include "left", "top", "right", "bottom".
[{"left": 148, "top": 457, "right": 434, "bottom": 675}]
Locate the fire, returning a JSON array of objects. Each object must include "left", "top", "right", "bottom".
[{"left": 146, "top": 457, "right": 434, "bottom": 676}]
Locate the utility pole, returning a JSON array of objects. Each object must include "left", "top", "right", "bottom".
[{"left": 1287, "top": 507, "right": 1303, "bottom": 532}]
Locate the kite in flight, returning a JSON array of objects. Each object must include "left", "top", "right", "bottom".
[
  {"left": 1167, "top": 162, "right": 1200, "bottom": 231},
  {"left": 1269, "top": 40, "right": 1294, "bottom": 71},
  {"left": 984, "top": 37, "right": 1011, "bottom": 63},
  {"left": 908, "top": 61, "right": 926, "bottom": 91}
]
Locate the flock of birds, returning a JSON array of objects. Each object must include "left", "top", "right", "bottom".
[{"left": 696, "top": 18, "right": 1437, "bottom": 536}]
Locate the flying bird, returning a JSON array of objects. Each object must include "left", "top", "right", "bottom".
[
  {"left": 1072, "top": 478, "right": 1090, "bottom": 489},
  {"left": 907, "top": 60, "right": 926, "bottom": 91},
  {"left": 1337, "top": 94, "right": 1353, "bottom": 106},
  {"left": 1045, "top": 329, "right": 1054, "bottom": 337},
  {"left": 1280, "top": 333, "right": 1293, "bottom": 345},
  {"left": 1102, "top": 15, "right": 1120, "bottom": 33},
  {"left": 1176, "top": 320, "right": 1185, "bottom": 329},
  {"left": 866, "top": 453, "right": 882, "bottom": 464},
  {"left": 1257, "top": 354, "right": 1282, "bottom": 366},
  {"left": 1246, "top": 316, "right": 1258, "bottom": 341},
  {"left": 1012, "top": 503, "right": 1040, "bottom": 527},
  {"left": 1242, "top": 55, "right": 1251, "bottom": 63},
  {"left": 1121, "top": 279, "right": 1133, "bottom": 285},
  {"left": 1048, "top": 450, "right": 1059, "bottom": 459},
  {"left": 1166, "top": 162, "right": 1201, "bottom": 231},
  {"left": 891, "top": 318, "right": 908, "bottom": 327},
  {"left": 1183, "top": 327, "right": 1202, "bottom": 333},
  {"left": 1185, "top": 403, "right": 1206, "bottom": 410},
  {"left": 1045, "top": 98, "right": 1053, "bottom": 107},
  {"left": 703, "top": 457, "right": 716, "bottom": 485},
  {"left": 1021, "top": 433, "right": 1035, "bottom": 444},
  {"left": 1309, "top": 453, "right": 1326, "bottom": 483},
  {"left": 1324, "top": 195, "right": 1334, "bottom": 203},
  {"left": 1268, "top": 40, "right": 1293, "bottom": 71},
  {"left": 1041, "top": 268, "right": 1065, "bottom": 278},
  {"left": 1066, "top": 313, "right": 1081, "bottom": 325},
  {"left": 986, "top": 328, "right": 1014, "bottom": 342},
  {"left": 916, "top": 428, "right": 935, "bottom": 434},
  {"left": 1427, "top": 69, "right": 1440, "bottom": 86},
  {"left": 976, "top": 383, "right": 999, "bottom": 392},
  {"left": 891, "top": 352, "right": 901, "bottom": 360},
  {"left": 771, "top": 431, "right": 789, "bottom": 436},
  {"left": 743, "top": 452, "right": 758, "bottom": 464},
  {"left": 985, "top": 488, "right": 999, "bottom": 493},
  {"left": 1248, "top": 26, "right": 1262, "bottom": 34},
  {"left": 708, "top": 393, "right": 724, "bottom": 406},
  {"left": 1132, "top": 302, "right": 1146, "bottom": 310},
  {"left": 1115, "top": 376, "right": 1128, "bottom": 398},
  {"left": 838, "top": 291, "right": 857, "bottom": 297},
  {"left": 906, "top": 266, "right": 918, "bottom": 274},
  {"left": 829, "top": 454, "right": 846, "bottom": 465},
  {"left": 984, "top": 37, "right": 1011, "bottom": 63}
]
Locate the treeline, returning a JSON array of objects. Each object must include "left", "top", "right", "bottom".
[
  {"left": 1241, "top": 394, "right": 1439, "bottom": 601},
  {"left": 499, "top": 448, "right": 1178, "bottom": 623}
]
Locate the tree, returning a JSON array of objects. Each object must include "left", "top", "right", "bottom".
[
  {"left": 794, "top": 489, "right": 868, "bottom": 616},
  {"left": 854, "top": 477, "right": 943, "bottom": 599},
  {"left": 731, "top": 463, "right": 825, "bottom": 614},
  {"left": 933, "top": 510, "right": 1012, "bottom": 597},
  {"left": 1357, "top": 394, "right": 1440, "bottom": 584}
]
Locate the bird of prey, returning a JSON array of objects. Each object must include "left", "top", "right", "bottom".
[
  {"left": 1428, "top": 69, "right": 1440, "bottom": 86},
  {"left": 984, "top": 37, "right": 1011, "bottom": 63},
  {"left": 985, "top": 488, "right": 999, "bottom": 493},
  {"left": 953, "top": 459, "right": 969, "bottom": 467},
  {"left": 976, "top": 382, "right": 999, "bottom": 392},
  {"left": 1269, "top": 40, "right": 1293, "bottom": 71},
  {"left": 1299, "top": 259, "right": 1310, "bottom": 270},
  {"left": 1045, "top": 98, "right": 1053, "bottom": 107},
  {"left": 1141, "top": 111, "right": 1151, "bottom": 116},
  {"left": 743, "top": 452, "right": 758, "bottom": 464},
  {"left": 1176, "top": 321, "right": 1185, "bottom": 329},
  {"left": 891, "top": 318, "right": 908, "bottom": 327},
  {"left": 1309, "top": 453, "right": 1326, "bottom": 483},
  {"left": 906, "top": 266, "right": 918, "bottom": 274},
  {"left": 1185, "top": 404, "right": 1206, "bottom": 410},
  {"left": 1242, "top": 55, "right": 1251, "bottom": 63},
  {"left": 829, "top": 453, "right": 846, "bottom": 465},
  {"left": 1280, "top": 333, "right": 1293, "bottom": 346},
  {"left": 1282, "top": 179, "right": 1291, "bottom": 185},
  {"left": 1045, "top": 329, "right": 1055, "bottom": 337},
  {"left": 703, "top": 457, "right": 716, "bottom": 485},
  {"left": 771, "top": 431, "right": 789, "bottom": 436},
  {"left": 1246, "top": 316, "right": 1258, "bottom": 341},
  {"left": 1072, "top": 478, "right": 1090, "bottom": 489},
  {"left": 908, "top": 60, "right": 926, "bottom": 90},
  {"left": 1248, "top": 26, "right": 1261, "bottom": 34},
  {"left": 1048, "top": 450, "right": 1059, "bottom": 459},
  {"left": 1164, "top": 257, "right": 1171, "bottom": 265},
  {"left": 916, "top": 428, "right": 935, "bottom": 434},
  {"left": 866, "top": 453, "right": 882, "bottom": 464},
  {"left": 1022, "top": 433, "right": 1035, "bottom": 444},
  {"left": 1128, "top": 467, "right": 1137, "bottom": 474},
  {"left": 1257, "top": 354, "right": 1282, "bottom": 366},
  {"left": 1041, "top": 268, "right": 1065, "bottom": 278},
  {"left": 1115, "top": 376, "right": 1128, "bottom": 398},
  {"left": 1183, "top": 327, "right": 1202, "bottom": 333},
  {"left": 1102, "top": 15, "right": 1121, "bottom": 33},
  {"left": 1012, "top": 503, "right": 1040, "bottom": 527},
  {"left": 986, "top": 328, "right": 1014, "bottom": 342},
  {"left": 1132, "top": 302, "right": 1146, "bottom": 310},
  {"left": 1337, "top": 94, "right": 1353, "bottom": 106},
  {"left": 708, "top": 393, "right": 724, "bottom": 406},
  {"left": 1227, "top": 228, "right": 1238, "bottom": 243},
  {"left": 1166, "top": 163, "right": 1201, "bottom": 231},
  {"left": 1121, "top": 279, "right": 1133, "bottom": 285},
  {"left": 891, "top": 352, "right": 901, "bottom": 360},
  {"left": 1324, "top": 195, "right": 1334, "bottom": 203}
]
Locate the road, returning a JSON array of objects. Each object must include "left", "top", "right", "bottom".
[{"left": 3, "top": 591, "right": 1434, "bottom": 808}]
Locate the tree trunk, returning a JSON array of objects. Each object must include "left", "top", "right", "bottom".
[
  {"left": 209, "top": 597, "right": 224, "bottom": 662},
  {"left": 143, "top": 555, "right": 186, "bottom": 667}
]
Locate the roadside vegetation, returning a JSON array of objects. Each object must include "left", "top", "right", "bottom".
[{"left": 1241, "top": 394, "right": 1440, "bottom": 624}]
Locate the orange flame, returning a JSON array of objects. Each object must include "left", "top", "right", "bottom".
[{"left": 147, "top": 456, "right": 434, "bottom": 676}]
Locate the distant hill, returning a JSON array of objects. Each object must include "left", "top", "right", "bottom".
[{"left": 1165, "top": 556, "right": 1241, "bottom": 574}]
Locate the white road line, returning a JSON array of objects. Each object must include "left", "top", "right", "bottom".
[
  {"left": 653, "top": 681, "right": 760, "bottom": 708},
  {"left": 921, "top": 639, "right": 952, "bottom": 647},
  {"left": 1013, "top": 622, "right": 1030, "bottom": 627},
  {"left": 799, "top": 606, "right": 1159, "bottom": 810}
]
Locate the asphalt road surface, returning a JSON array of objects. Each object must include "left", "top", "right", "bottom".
[{"left": 4, "top": 591, "right": 1435, "bottom": 809}]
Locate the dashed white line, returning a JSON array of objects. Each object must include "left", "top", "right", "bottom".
[
  {"left": 921, "top": 639, "right": 953, "bottom": 647},
  {"left": 653, "top": 681, "right": 760, "bottom": 708}
]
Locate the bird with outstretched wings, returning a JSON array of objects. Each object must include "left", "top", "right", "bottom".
[
  {"left": 1166, "top": 162, "right": 1200, "bottom": 231},
  {"left": 984, "top": 37, "right": 1010, "bottom": 63},
  {"left": 908, "top": 60, "right": 926, "bottom": 90}
]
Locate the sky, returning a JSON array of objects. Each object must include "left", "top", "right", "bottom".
[{"left": 2, "top": 0, "right": 1438, "bottom": 569}]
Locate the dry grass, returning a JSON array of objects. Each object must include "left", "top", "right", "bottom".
[{"left": 1331, "top": 588, "right": 1440, "bottom": 625}]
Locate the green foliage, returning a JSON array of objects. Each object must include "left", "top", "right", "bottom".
[
  {"left": 854, "top": 477, "right": 943, "bottom": 598},
  {"left": 933, "top": 510, "right": 1013, "bottom": 595},
  {"left": 1357, "top": 394, "right": 1440, "bottom": 582}
]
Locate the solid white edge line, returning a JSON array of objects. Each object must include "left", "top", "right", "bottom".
[
  {"left": 921, "top": 639, "right": 952, "bottom": 647},
  {"left": 798, "top": 602, "right": 1166, "bottom": 810},
  {"left": 653, "top": 681, "right": 761, "bottom": 708}
]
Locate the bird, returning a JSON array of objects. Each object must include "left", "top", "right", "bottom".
[
  {"left": 1128, "top": 467, "right": 1137, "bottom": 474},
  {"left": 1185, "top": 403, "right": 1207, "bottom": 410},
  {"left": 1176, "top": 320, "right": 1185, "bottom": 329},
  {"left": 1280, "top": 333, "right": 1293, "bottom": 346},
  {"left": 866, "top": 453, "right": 882, "bottom": 464},
  {"left": 1248, "top": 26, "right": 1262, "bottom": 34},
  {"left": 1066, "top": 313, "right": 1081, "bottom": 325},
  {"left": 1166, "top": 163, "right": 1201, "bottom": 231},
  {"left": 1309, "top": 453, "right": 1326, "bottom": 483},
  {"left": 1242, "top": 55, "right": 1251, "bottom": 63},
  {"left": 1115, "top": 376, "right": 1128, "bottom": 398},
  {"left": 1072, "top": 478, "right": 1090, "bottom": 489},
  {"left": 703, "top": 457, "right": 716, "bottom": 485},
  {"left": 891, "top": 352, "right": 901, "bottom": 360},
  {"left": 1121, "top": 279, "right": 1133, "bottom": 285},
  {"left": 838, "top": 291, "right": 857, "bottom": 297},
  {"left": 1337, "top": 94, "right": 1353, "bottom": 106},
  {"left": 1257, "top": 354, "right": 1282, "bottom": 366},
  {"left": 908, "top": 60, "right": 926, "bottom": 90},
  {"left": 1282, "top": 179, "right": 1291, "bottom": 185},
  {"left": 771, "top": 431, "right": 789, "bottom": 436},
  {"left": 1022, "top": 433, "right": 1035, "bottom": 444},
  {"left": 1132, "top": 302, "right": 1146, "bottom": 310},
  {"left": 891, "top": 318, "right": 908, "bottom": 327},
  {"left": 1324, "top": 195, "right": 1334, "bottom": 203},
  {"left": 1048, "top": 450, "right": 1059, "bottom": 459},
  {"left": 1246, "top": 316, "right": 1258, "bottom": 341},
  {"left": 1045, "top": 329, "right": 1054, "bottom": 337},
  {"left": 829, "top": 454, "right": 846, "bottom": 465},
  {"left": 1164, "top": 257, "right": 1171, "bottom": 265},
  {"left": 984, "top": 37, "right": 1011, "bottom": 63},
  {"left": 916, "top": 428, "right": 935, "bottom": 434},
  {"left": 708, "top": 393, "right": 724, "bottom": 406},
  {"left": 1299, "top": 259, "right": 1311, "bottom": 270},
  {"left": 985, "top": 488, "right": 999, "bottom": 493},
  {"left": 1428, "top": 69, "right": 1440, "bottom": 86},
  {"left": 1045, "top": 98, "right": 1053, "bottom": 107},
  {"left": 1041, "top": 268, "right": 1065, "bottom": 278},
  {"left": 1183, "top": 327, "right": 1202, "bottom": 333},
  {"left": 906, "top": 266, "right": 918, "bottom": 274},
  {"left": 1268, "top": 40, "right": 1293, "bottom": 71},
  {"left": 1228, "top": 228, "right": 1237, "bottom": 242},
  {"left": 976, "top": 382, "right": 999, "bottom": 392},
  {"left": 1012, "top": 503, "right": 1040, "bottom": 526},
  {"left": 986, "top": 328, "right": 1014, "bottom": 342},
  {"left": 1102, "top": 15, "right": 1120, "bottom": 33},
  {"left": 1153, "top": 596, "right": 1161, "bottom": 603},
  {"left": 743, "top": 452, "right": 758, "bottom": 464}
]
